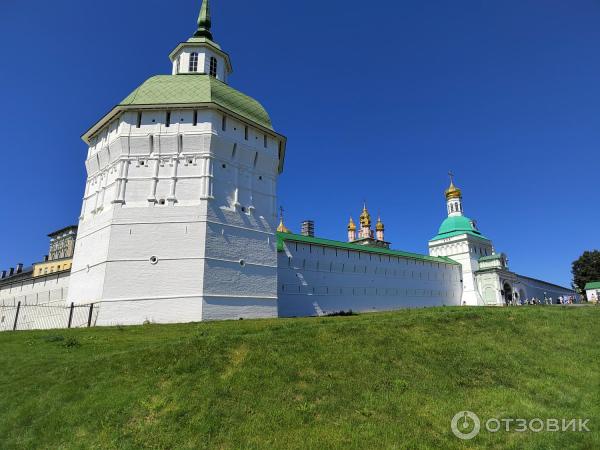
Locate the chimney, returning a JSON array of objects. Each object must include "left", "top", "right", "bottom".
[
  {"left": 16, "top": 263, "right": 23, "bottom": 274},
  {"left": 0, "top": 271, "right": 6, "bottom": 279},
  {"left": 301, "top": 220, "right": 315, "bottom": 238},
  {"left": 8, "top": 268, "right": 14, "bottom": 277}
]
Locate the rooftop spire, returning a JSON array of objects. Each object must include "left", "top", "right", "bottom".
[
  {"left": 277, "top": 206, "right": 291, "bottom": 234},
  {"left": 194, "top": 0, "right": 213, "bottom": 40}
]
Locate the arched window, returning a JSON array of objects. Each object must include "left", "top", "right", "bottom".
[
  {"left": 189, "top": 53, "right": 199, "bottom": 72},
  {"left": 209, "top": 57, "right": 218, "bottom": 77}
]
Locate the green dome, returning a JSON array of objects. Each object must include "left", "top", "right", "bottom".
[
  {"left": 430, "top": 216, "right": 488, "bottom": 242},
  {"left": 120, "top": 74, "right": 273, "bottom": 130}
]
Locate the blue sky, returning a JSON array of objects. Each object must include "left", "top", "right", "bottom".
[{"left": 0, "top": 0, "right": 598, "bottom": 287}]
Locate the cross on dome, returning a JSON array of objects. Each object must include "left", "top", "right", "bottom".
[
  {"left": 445, "top": 171, "right": 462, "bottom": 200},
  {"left": 277, "top": 206, "right": 291, "bottom": 233}
]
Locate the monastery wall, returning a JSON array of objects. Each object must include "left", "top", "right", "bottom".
[
  {"left": 513, "top": 274, "right": 576, "bottom": 302},
  {"left": 277, "top": 238, "right": 463, "bottom": 317},
  {"left": 0, "top": 272, "right": 70, "bottom": 307}
]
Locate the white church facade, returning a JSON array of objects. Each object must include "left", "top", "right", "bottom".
[{"left": 0, "top": 1, "right": 576, "bottom": 327}]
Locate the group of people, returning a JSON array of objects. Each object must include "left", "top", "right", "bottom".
[{"left": 518, "top": 295, "right": 577, "bottom": 306}]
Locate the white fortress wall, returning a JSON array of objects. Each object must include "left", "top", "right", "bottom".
[
  {"left": 0, "top": 272, "right": 73, "bottom": 332},
  {"left": 199, "top": 123, "right": 279, "bottom": 321},
  {"left": 277, "top": 237, "right": 463, "bottom": 317},
  {"left": 0, "top": 272, "right": 71, "bottom": 307},
  {"left": 513, "top": 274, "right": 576, "bottom": 302},
  {"left": 69, "top": 110, "right": 213, "bottom": 324}
]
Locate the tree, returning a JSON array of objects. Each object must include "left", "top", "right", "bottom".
[{"left": 572, "top": 250, "right": 600, "bottom": 299}]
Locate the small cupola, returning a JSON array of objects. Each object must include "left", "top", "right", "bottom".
[
  {"left": 169, "top": 0, "right": 233, "bottom": 82},
  {"left": 445, "top": 172, "right": 464, "bottom": 217}
]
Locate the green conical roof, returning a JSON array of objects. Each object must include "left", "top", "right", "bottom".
[
  {"left": 194, "top": 0, "right": 212, "bottom": 40},
  {"left": 430, "top": 216, "right": 489, "bottom": 242}
]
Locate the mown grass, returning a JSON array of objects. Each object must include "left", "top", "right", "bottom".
[{"left": 0, "top": 307, "right": 598, "bottom": 449}]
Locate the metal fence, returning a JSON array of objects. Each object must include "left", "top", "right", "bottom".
[{"left": 0, "top": 302, "right": 100, "bottom": 332}]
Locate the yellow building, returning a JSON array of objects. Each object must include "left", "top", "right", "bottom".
[
  {"left": 33, "top": 259, "right": 73, "bottom": 277},
  {"left": 32, "top": 226, "right": 77, "bottom": 278}
]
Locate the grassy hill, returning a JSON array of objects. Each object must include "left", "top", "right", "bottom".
[{"left": 0, "top": 307, "right": 598, "bottom": 449}]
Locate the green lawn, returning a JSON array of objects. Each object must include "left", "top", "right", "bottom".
[{"left": 0, "top": 307, "right": 598, "bottom": 449}]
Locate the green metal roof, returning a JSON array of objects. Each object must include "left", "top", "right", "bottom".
[
  {"left": 430, "top": 215, "right": 489, "bottom": 242},
  {"left": 584, "top": 281, "right": 600, "bottom": 290},
  {"left": 120, "top": 74, "right": 273, "bottom": 130},
  {"left": 277, "top": 232, "right": 460, "bottom": 266}
]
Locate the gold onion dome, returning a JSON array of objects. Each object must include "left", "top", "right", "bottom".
[
  {"left": 277, "top": 217, "right": 291, "bottom": 233},
  {"left": 359, "top": 203, "right": 371, "bottom": 227},
  {"left": 348, "top": 217, "right": 357, "bottom": 231},
  {"left": 445, "top": 180, "right": 462, "bottom": 200},
  {"left": 376, "top": 216, "right": 384, "bottom": 231}
]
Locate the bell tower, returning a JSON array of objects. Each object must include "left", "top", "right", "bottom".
[
  {"left": 428, "top": 175, "right": 494, "bottom": 305},
  {"left": 445, "top": 172, "right": 464, "bottom": 217}
]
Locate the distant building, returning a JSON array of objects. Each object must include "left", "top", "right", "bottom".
[
  {"left": 585, "top": 281, "right": 600, "bottom": 303},
  {"left": 33, "top": 226, "right": 77, "bottom": 277},
  {"left": 428, "top": 177, "right": 574, "bottom": 305},
  {"left": 0, "top": 226, "right": 76, "bottom": 307}
]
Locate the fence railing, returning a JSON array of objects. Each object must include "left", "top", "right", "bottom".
[{"left": 0, "top": 302, "right": 100, "bottom": 332}]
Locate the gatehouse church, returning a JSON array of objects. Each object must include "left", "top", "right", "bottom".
[{"left": 0, "top": 1, "right": 575, "bottom": 328}]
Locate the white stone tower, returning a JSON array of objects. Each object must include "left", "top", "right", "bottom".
[
  {"left": 428, "top": 176, "right": 494, "bottom": 306},
  {"left": 68, "top": 0, "right": 287, "bottom": 324}
]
